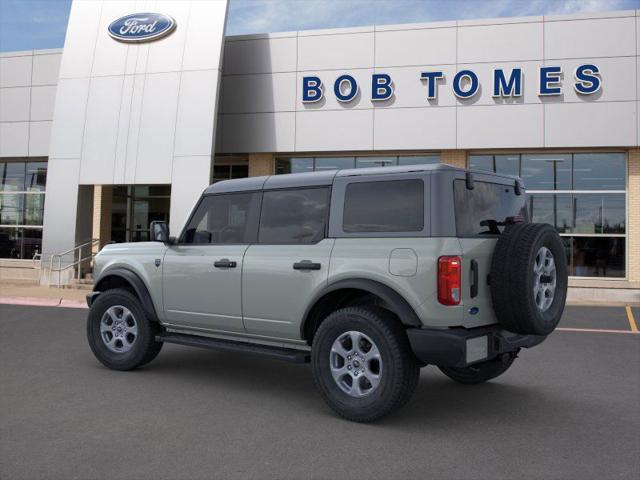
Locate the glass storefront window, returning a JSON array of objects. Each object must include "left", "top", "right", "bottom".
[
  {"left": 110, "top": 185, "right": 171, "bottom": 243},
  {"left": 355, "top": 157, "right": 396, "bottom": 168},
  {"left": 494, "top": 155, "right": 520, "bottom": 176},
  {"left": 25, "top": 162, "right": 47, "bottom": 192},
  {"left": 0, "top": 194, "right": 24, "bottom": 225},
  {"left": 316, "top": 157, "right": 355, "bottom": 171},
  {"left": 469, "top": 155, "right": 493, "bottom": 171},
  {"left": 469, "top": 152, "right": 627, "bottom": 278},
  {"left": 572, "top": 153, "right": 626, "bottom": 190},
  {"left": 0, "top": 227, "right": 21, "bottom": 258},
  {"left": 528, "top": 194, "right": 573, "bottom": 233},
  {"left": 1, "top": 162, "right": 26, "bottom": 192},
  {"left": 398, "top": 155, "right": 440, "bottom": 165},
  {"left": 0, "top": 161, "right": 48, "bottom": 259},
  {"left": 276, "top": 154, "right": 441, "bottom": 174},
  {"left": 24, "top": 194, "right": 45, "bottom": 226},
  {"left": 521, "top": 154, "right": 572, "bottom": 190},
  {"left": 564, "top": 236, "right": 625, "bottom": 278}
]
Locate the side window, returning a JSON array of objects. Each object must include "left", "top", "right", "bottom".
[
  {"left": 343, "top": 179, "right": 424, "bottom": 233},
  {"left": 259, "top": 188, "right": 329, "bottom": 244},
  {"left": 181, "top": 193, "right": 260, "bottom": 244}
]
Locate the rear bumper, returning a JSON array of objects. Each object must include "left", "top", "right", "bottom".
[{"left": 406, "top": 324, "right": 547, "bottom": 368}]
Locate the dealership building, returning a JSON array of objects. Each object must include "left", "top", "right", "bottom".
[{"left": 0, "top": 0, "right": 638, "bottom": 300}]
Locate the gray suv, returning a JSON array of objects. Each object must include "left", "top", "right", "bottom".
[{"left": 86, "top": 164, "right": 567, "bottom": 422}]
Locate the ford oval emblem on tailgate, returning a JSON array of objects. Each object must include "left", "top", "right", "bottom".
[{"left": 108, "top": 13, "right": 176, "bottom": 43}]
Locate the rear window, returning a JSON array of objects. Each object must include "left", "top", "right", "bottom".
[
  {"left": 454, "top": 180, "right": 528, "bottom": 236},
  {"left": 343, "top": 179, "right": 424, "bottom": 233}
]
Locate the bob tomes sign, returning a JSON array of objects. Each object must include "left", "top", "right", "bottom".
[
  {"left": 108, "top": 13, "right": 176, "bottom": 43},
  {"left": 302, "top": 64, "right": 601, "bottom": 103}
]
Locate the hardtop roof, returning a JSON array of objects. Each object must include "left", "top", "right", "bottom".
[{"left": 203, "top": 162, "right": 519, "bottom": 194}]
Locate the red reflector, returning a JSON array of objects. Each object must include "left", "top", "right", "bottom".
[{"left": 438, "top": 256, "right": 461, "bottom": 306}]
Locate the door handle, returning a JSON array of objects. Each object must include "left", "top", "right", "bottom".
[
  {"left": 293, "top": 260, "right": 321, "bottom": 271},
  {"left": 214, "top": 258, "right": 237, "bottom": 268},
  {"left": 470, "top": 259, "right": 479, "bottom": 298}
]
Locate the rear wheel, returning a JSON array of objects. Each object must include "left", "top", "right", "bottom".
[
  {"left": 87, "top": 289, "right": 163, "bottom": 371},
  {"left": 312, "top": 306, "right": 419, "bottom": 423},
  {"left": 438, "top": 353, "right": 516, "bottom": 385}
]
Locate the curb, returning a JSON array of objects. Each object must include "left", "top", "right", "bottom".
[{"left": 0, "top": 296, "right": 87, "bottom": 309}]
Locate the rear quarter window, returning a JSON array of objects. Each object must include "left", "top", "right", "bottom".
[
  {"left": 343, "top": 179, "right": 424, "bottom": 233},
  {"left": 454, "top": 180, "right": 528, "bottom": 236}
]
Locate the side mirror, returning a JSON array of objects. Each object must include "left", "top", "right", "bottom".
[{"left": 150, "top": 221, "right": 170, "bottom": 243}]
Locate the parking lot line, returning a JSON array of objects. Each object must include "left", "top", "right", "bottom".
[
  {"left": 556, "top": 327, "right": 639, "bottom": 335},
  {"left": 625, "top": 305, "right": 638, "bottom": 332}
]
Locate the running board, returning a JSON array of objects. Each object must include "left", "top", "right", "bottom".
[{"left": 156, "top": 333, "right": 311, "bottom": 364}]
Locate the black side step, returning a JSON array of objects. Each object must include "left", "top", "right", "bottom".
[{"left": 156, "top": 333, "right": 311, "bottom": 364}]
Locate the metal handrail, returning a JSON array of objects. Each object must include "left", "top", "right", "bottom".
[
  {"left": 32, "top": 252, "right": 42, "bottom": 268},
  {"left": 49, "top": 238, "right": 100, "bottom": 288}
]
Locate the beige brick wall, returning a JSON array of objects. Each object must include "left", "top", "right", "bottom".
[
  {"left": 628, "top": 148, "right": 639, "bottom": 283},
  {"left": 441, "top": 150, "right": 467, "bottom": 168},
  {"left": 248, "top": 153, "right": 274, "bottom": 177},
  {"left": 92, "top": 186, "right": 112, "bottom": 252}
]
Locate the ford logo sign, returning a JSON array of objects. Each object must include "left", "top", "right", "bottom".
[{"left": 108, "top": 13, "right": 176, "bottom": 43}]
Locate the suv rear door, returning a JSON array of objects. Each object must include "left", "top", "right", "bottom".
[
  {"left": 242, "top": 186, "right": 334, "bottom": 340},
  {"left": 453, "top": 176, "right": 528, "bottom": 327},
  {"left": 162, "top": 192, "right": 261, "bottom": 333}
]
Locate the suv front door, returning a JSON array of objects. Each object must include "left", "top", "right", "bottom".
[
  {"left": 162, "top": 192, "right": 261, "bottom": 334},
  {"left": 242, "top": 187, "right": 334, "bottom": 340}
]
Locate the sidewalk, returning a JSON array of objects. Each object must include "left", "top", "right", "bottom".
[{"left": 0, "top": 281, "right": 88, "bottom": 309}]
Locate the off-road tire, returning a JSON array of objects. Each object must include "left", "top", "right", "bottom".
[
  {"left": 439, "top": 353, "right": 516, "bottom": 385},
  {"left": 87, "top": 288, "right": 163, "bottom": 371},
  {"left": 312, "top": 306, "right": 420, "bottom": 423},
  {"left": 491, "top": 223, "right": 568, "bottom": 335}
]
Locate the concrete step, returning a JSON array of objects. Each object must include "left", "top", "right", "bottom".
[{"left": 59, "top": 283, "right": 93, "bottom": 291}]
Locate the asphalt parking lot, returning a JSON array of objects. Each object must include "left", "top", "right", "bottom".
[{"left": 1, "top": 304, "right": 638, "bottom": 480}]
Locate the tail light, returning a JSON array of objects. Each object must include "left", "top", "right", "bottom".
[{"left": 438, "top": 256, "right": 461, "bottom": 306}]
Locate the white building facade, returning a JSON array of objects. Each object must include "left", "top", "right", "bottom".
[{"left": 0, "top": 1, "right": 638, "bottom": 299}]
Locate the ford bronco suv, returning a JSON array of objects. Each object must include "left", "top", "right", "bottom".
[{"left": 86, "top": 164, "right": 567, "bottom": 422}]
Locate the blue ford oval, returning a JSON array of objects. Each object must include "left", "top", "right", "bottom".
[{"left": 108, "top": 13, "right": 176, "bottom": 43}]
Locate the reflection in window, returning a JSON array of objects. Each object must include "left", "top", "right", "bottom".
[
  {"left": 183, "top": 193, "right": 260, "bottom": 244},
  {"left": 454, "top": 181, "right": 528, "bottom": 236},
  {"left": 275, "top": 158, "right": 314, "bottom": 175},
  {"left": 398, "top": 155, "right": 440, "bottom": 166},
  {"left": 343, "top": 180, "right": 424, "bottom": 233},
  {"left": 469, "top": 155, "right": 493, "bottom": 172},
  {"left": 528, "top": 194, "right": 572, "bottom": 233},
  {"left": 275, "top": 155, "right": 440, "bottom": 174},
  {"left": 521, "top": 154, "right": 572, "bottom": 190},
  {"left": 355, "top": 157, "right": 396, "bottom": 168},
  {"left": 564, "top": 236, "right": 625, "bottom": 278},
  {"left": 259, "top": 188, "right": 329, "bottom": 244},
  {"left": 573, "top": 153, "right": 626, "bottom": 190},
  {"left": 316, "top": 157, "right": 355, "bottom": 171},
  {"left": 494, "top": 155, "right": 520, "bottom": 176}
]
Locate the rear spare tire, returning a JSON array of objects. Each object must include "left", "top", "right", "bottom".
[{"left": 490, "top": 223, "right": 567, "bottom": 335}]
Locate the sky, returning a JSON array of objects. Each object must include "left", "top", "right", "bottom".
[{"left": 0, "top": 0, "right": 639, "bottom": 52}]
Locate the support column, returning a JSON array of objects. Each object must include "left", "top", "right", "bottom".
[
  {"left": 92, "top": 185, "right": 113, "bottom": 252},
  {"left": 248, "top": 153, "right": 274, "bottom": 177},
  {"left": 440, "top": 150, "right": 467, "bottom": 169},
  {"left": 627, "top": 148, "right": 639, "bottom": 283}
]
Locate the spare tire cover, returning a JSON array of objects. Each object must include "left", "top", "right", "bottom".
[{"left": 490, "top": 223, "right": 568, "bottom": 335}]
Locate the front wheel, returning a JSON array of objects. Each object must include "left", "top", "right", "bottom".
[
  {"left": 87, "top": 288, "right": 163, "bottom": 371},
  {"left": 438, "top": 353, "right": 516, "bottom": 385},
  {"left": 312, "top": 306, "right": 419, "bottom": 423}
]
